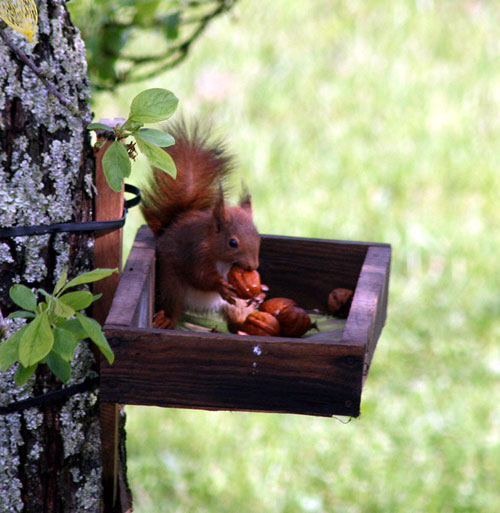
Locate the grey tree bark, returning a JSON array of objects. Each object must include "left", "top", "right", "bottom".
[{"left": 0, "top": 1, "right": 105, "bottom": 511}]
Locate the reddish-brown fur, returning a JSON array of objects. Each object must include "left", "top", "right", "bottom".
[{"left": 141, "top": 122, "right": 260, "bottom": 328}]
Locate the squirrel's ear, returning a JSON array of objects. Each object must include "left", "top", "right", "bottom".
[
  {"left": 212, "top": 186, "right": 229, "bottom": 233},
  {"left": 239, "top": 181, "right": 253, "bottom": 217}
]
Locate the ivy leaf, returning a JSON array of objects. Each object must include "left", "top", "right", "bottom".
[
  {"left": 126, "top": 88, "right": 178, "bottom": 125},
  {"left": 87, "top": 122, "right": 115, "bottom": 132},
  {"left": 52, "top": 327, "right": 79, "bottom": 361},
  {"left": 0, "top": 326, "right": 26, "bottom": 371},
  {"left": 59, "top": 290, "right": 94, "bottom": 311},
  {"left": 15, "top": 363, "right": 38, "bottom": 386},
  {"left": 19, "top": 312, "right": 54, "bottom": 368},
  {"left": 53, "top": 298, "right": 76, "bottom": 320},
  {"left": 46, "top": 351, "right": 72, "bottom": 383},
  {"left": 137, "top": 128, "right": 175, "bottom": 147},
  {"left": 63, "top": 268, "right": 118, "bottom": 291},
  {"left": 76, "top": 313, "right": 114, "bottom": 364},
  {"left": 9, "top": 284, "right": 37, "bottom": 312},
  {"left": 7, "top": 310, "right": 36, "bottom": 319},
  {"left": 135, "top": 134, "right": 177, "bottom": 178},
  {"left": 102, "top": 140, "right": 131, "bottom": 192}
]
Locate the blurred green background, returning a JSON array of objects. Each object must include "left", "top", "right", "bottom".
[{"left": 90, "top": 1, "right": 500, "bottom": 511}]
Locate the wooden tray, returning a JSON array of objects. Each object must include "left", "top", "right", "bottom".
[{"left": 100, "top": 226, "right": 391, "bottom": 417}]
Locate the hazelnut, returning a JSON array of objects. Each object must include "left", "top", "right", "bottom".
[
  {"left": 260, "top": 297, "right": 296, "bottom": 317},
  {"left": 241, "top": 311, "right": 280, "bottom": 337},
  {"left": 260, "top": 298, "right": 312, "bottom": 338},
  {"left": 227, "top": 265, "right": 262, "bottom": 300},
  {"left": 327, "top": 288, "right": 353, "bottom": 318}
]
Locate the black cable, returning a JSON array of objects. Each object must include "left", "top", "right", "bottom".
[
  {"left": 0, "top": 376, "right": 100, "bottom": 415},
  {"left": 0, "top": 184, "right": 141, "bottom": 238}
]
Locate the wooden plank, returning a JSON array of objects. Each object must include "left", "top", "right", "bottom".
[
  {"left": 93, "top": 139, "right": 124, "bottom": 325},
  {"left": 92, "top": 139, "right": 129, "bottom": 513},
  {"left": 259, "top": 235, "right": 383, "bottom": 309},
  {"left": 342, "top": 245, "right": 391, "bottom": 382},
  {"left": 106, "top": 225, "right": 155, "bottom": 328},
  {"left": 101, "top": 327, "right": 365, "bottom": 417}
]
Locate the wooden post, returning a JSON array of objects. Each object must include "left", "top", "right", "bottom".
[{"left": 93, "top": 140, "right": 131, "bottom": 512}]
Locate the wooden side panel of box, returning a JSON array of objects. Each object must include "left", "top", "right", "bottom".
[
  {"left": 259, "top": 235, "right": 371, "bottom": 309},
  {"left": 343, "top": 245, "right": 391, "bottom": 382},
  {"left": 100, "top": 327, "right": 365, "bottom": 417},
  {"left": 106, "top": 226, "right": 155, "bottom": 328}
]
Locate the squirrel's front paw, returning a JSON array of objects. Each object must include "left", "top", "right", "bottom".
[
  {"left": 153, "top": 310, "right": 176, "bottom": 329},
  {"left": 218, "top": 279, "right": 237, "bottom": 305}
]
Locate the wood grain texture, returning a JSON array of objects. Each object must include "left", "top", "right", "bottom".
[
  {"left": 106, "top": 226, "right": 155, "bottom": 328},
  {"left": 260, "top": 235, "right": 387, "bottom": 309},
  {"left": 92, "top": 140, "right": 130, "bottom": 512},
  {"left": 93, "top": 140, "right": 124, "bottom": 325},
  {"left": 343, "top": 245, "right": 391, "bottom": 382},
  {"left": 102, "top": 327, "right": 365, "bottom": 417}
]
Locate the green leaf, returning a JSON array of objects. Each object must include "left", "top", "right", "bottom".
[
  {"left": 137, "top": 128, "right": 175, "bottom": 147},
  {"left": 135, "top": 135, "right": 177, "bottom": 178},
  {"left": 36, "top": 302, "right": 48, "bottom": 315},
  {"left": 9, "top": 284, "right": 37, "bottom": 312},
  {"left": 52, "top": 327, "right": 79, "bottom": 361},
  {"left": 58, "top": 318, "right": 87, "bottom": 341},
  {"left": 15, "top": 363, "right": 37, "bottom": 386},
  {"left": 63, "top": 268, "right": 118, "bottom": 291},
  {"left": 102, "top": 140, "right": 131, "bottom": 192},
  {"left": 19, "top": 312, "right": 54, "bottom": 367},
  {"left": 122, "top": 121, "right": 143, "bottom": 133},
  {"left": 7, "top": 310, "right": 36, "bottom": 319},
  {"left": 53, "top": 298, "right": 76, "bottom": 320},
  {"left": 38, "top": 289, "right": 52, "bottom": 300},
  {"left": 59, "top": 290, "right": 94, "bottom": 311},
  {"left": 46, "top": 351, "right": 72, "bottom": 383},
  {"left": 0, "top": 326, "right": 26, "bottom": 371},
  {"left": 54, "top": 269, "right": 68, "bottom": 296},
  {"left": 126, "top": 88, "right": 178, "bottom": 125},
  {"left": 164, "top": 11, "right": 180, "bottom": 40},
  {"left": 76, "top": 313, "right": 114, "bottom": 364},
  {"left": 87, "top": 122, "right": 114, "bottom": 132}
]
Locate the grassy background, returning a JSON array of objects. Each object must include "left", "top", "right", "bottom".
[{"left": 93, "top": 1, "right": 500, "bottom": 511}]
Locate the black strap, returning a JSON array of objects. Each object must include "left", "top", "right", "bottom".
[
  {"left": 0, "top": 184, "right": 141, "bottom": 238},
  {"left": 0, "top": 376, "right": 100, "bottom": 415}
]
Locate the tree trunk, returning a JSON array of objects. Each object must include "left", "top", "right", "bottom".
[{"left": 0, "top": 1, "right": 111, "bottom": 511}]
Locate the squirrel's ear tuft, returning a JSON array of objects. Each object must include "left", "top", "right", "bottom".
[
  {"left": 212, "top": 184, "right": 229, "bottom": 233},
  {"left": 239, "top": 181, "right": 253, "bottom": 216}
]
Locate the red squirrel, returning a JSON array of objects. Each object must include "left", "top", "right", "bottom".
[{"left": 141, "top": 122, "right": 261, "bottom": 328}]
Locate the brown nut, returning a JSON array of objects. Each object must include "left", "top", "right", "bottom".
[
  {"left": 260, "top": 298, "right": 312, "bottom": 337},
  {"left": 227, "top": 265, "right": 262, "bottom": 300},
  {"left": 327, "top": 288, "right": 353, "bottom": 318},
  {"left": 277, "top": 305, "right": 312, "bottom": 337},
  {"left": 260, "top": 297, "right": 296, "bottom": 317},
  {"left": 241, "top": 311, "right": 280, "bottom": 337}
]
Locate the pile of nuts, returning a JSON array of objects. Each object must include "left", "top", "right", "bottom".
[
  {"left": 226, "top": 265, "right": 354, "bottom": 337},
  {"left": 226, "top": 266, "right": 314, "bottom": 338}
]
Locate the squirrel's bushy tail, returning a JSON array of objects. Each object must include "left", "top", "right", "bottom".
[{"left": 141, "top": 121, "right": 233, "bottom": 235}]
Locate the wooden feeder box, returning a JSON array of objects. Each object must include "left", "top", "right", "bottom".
[{"left": 100, "top": 226, "right": 391, "bottom": 418}]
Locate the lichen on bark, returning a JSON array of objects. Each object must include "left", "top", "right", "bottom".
[{"left": 0, "top": 1, "right": 103, "bottom": 511}]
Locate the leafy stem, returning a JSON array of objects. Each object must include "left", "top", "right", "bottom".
[
  {"left": 88, "top": 88, "right": 179, "bottom": 192},
  {"left": 0, "top": 268, "right": 118, "bottom": 386}
]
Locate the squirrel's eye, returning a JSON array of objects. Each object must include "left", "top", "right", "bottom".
[{"left": 229, "top": 238, "right": 239, "bottom": 248}]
